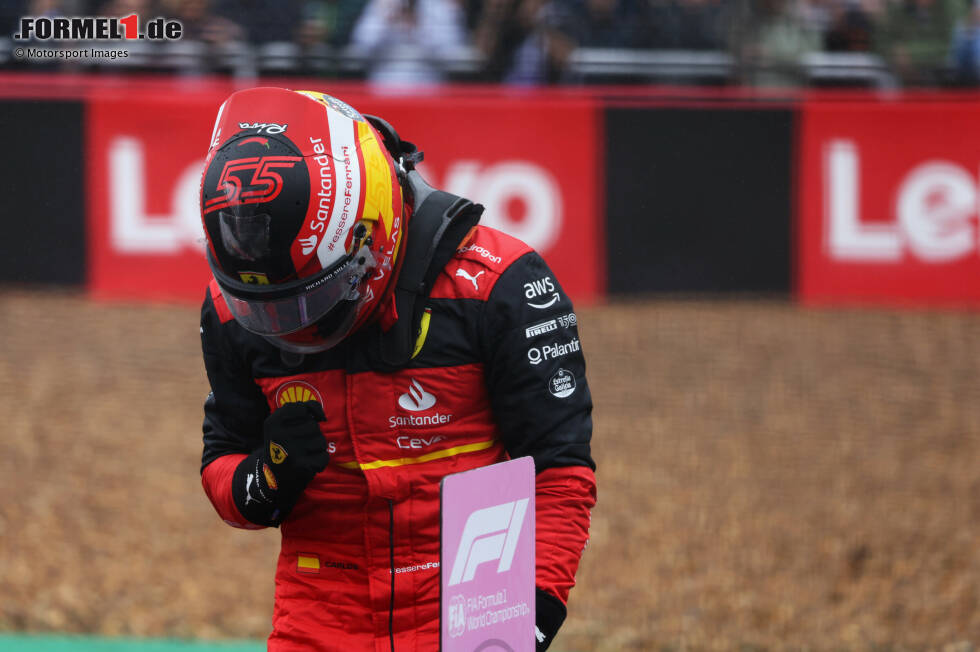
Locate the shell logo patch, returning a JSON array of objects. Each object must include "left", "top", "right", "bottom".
[
  {"left": 275, "top": 380, "right": 323, "bottom": 408},
  {"left": 262, "top": 463, "right": 278, "bottom": 490},
  {"left": 269, "top": 442, "right": 288, "bottom": 465}
]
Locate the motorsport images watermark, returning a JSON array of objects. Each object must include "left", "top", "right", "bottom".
[{"left": 15, "top": 47, "right": 131, "bottom": 61}]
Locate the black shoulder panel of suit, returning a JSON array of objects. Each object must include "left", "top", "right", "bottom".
[{"left": 479, "top": 252, "right": 595, "bottom": 473}]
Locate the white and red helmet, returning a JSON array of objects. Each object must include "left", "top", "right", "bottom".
[{"left": 200, "top": 87, "right": 405, "bottom": 352}]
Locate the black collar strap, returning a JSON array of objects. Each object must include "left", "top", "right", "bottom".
[{"left": 379, "top": 168, "right": 482, "bottom": 366}]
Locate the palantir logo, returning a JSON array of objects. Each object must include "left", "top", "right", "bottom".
[
  {"left": 448, "top": 499, "right": 529, "bottom": 586},
  {"left": 398, "top": 379, "right": 437, "bottom": 412}
]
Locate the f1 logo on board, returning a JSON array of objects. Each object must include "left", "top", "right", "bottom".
[
  {"left": 203, "top": 155, "right": 303, "bottom": 214},
  {"left": 448, "top": 499, "right": 529, "bottom": 586}
]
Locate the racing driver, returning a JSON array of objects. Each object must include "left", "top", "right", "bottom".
[{"left": 197, "top": 87, "right": 596, "bottom": 651}]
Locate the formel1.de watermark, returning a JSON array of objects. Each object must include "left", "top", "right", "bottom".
[
  {"left": 10, "top": 14, "right": 182, "bottom": 63},
  {"left": 13, "top": 15, "right": 182, "bottom": 41}
]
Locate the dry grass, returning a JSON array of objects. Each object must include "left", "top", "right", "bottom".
[{"left": 1, "top": 291, "right": 979, "bottom": 650}]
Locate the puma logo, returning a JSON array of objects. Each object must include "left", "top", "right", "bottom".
[
  {"left": 245, "top": 473, "right": 258, "bottom": 505},
  {"left": 455, "top": 268, "right": 485, "bottom": 291}
]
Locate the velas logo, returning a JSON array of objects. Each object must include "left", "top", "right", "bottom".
[
  {"left": 275, "top": 380, "right": 323, "bottom": 407},
  {"left": 398, "top": 379, "right": 437, "bottom": 412}
]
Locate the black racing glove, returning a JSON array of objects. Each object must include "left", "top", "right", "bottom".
[
  {"left": 232, "top": 401, "right": 329, "bottom": 527},
  {"left": 535, "top": 588, "right": 567, "bottom": 651}
]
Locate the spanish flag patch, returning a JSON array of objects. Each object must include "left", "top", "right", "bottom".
[{"left": 297, "top": 554, "right": 320, "bottom": 575}]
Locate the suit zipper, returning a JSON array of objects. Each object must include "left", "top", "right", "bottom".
[{"left": 388, "top": 498, "right": 396, "bottom": 652}]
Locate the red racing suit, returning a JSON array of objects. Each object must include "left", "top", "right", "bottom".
[{"left": 199, "top": 225, "right": 596, "bottom": 651}]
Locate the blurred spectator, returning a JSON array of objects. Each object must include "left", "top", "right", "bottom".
[
  {"left": 7, "top": 0, "right": 73, "bottom": 36},
  {"left": 730, "top": 0, "right": 823, "bottom": 86},
  {"left": 212, "top": 0, "right": 301, "bottom": 44},
  {"left": 475, "top": 0, "right": 644, "bottom": 85},
  {"left": 471, "top": 0, "right": 537, "bottom": 81},
  {"left": 496, "top": 0, "right": 581, "bottom": 83},
  {"left": 8, "top": 0, "right": 73, "bottom": 69},
  {"left": 297, "top": 0, "right": 369, "bottom": 47},
  {"left": 348, "top": 0, "right": 468, "bottom": 87},
  {"left": 96, "top": 0, "right": 157, "bottom": 16},
  {"left": 951, "top": 0, "right": 980, "bottom": 82},
  {"left": 5, "top": 0, "right": 979, "bottom": 88},
  {"left": 875, "top": 0, "right": 966, "bottom": 85},
  {"left": 161, "top": 0, "right": 243, "bottom": 45},
  {"left": 824, "top": 0, "right": 877, "bottom": 50},
  {"left": 644, "top": 0, "right": 729, "bottom": 50},
  {"left": 573, "top": 0, "right": 645, "bottom": 48}
]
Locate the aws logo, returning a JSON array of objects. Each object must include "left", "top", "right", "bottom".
[{"left": 275, "top": 380, "right": 323, "bottom": 408}]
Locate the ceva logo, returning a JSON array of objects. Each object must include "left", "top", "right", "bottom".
[
  {"left": 448, "top": 499, "right": 529, "bottom": 586},
  {"left": 824, "top": 139, "right": 980, "bottom": 263}
]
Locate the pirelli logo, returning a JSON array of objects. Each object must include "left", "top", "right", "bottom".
[{"left": 525, "top": 319, "right": 558, "bottom": 339}]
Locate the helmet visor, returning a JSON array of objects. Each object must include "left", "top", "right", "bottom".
[{"left": 209, "top": 246, "right": 376, "bottom": 337}]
